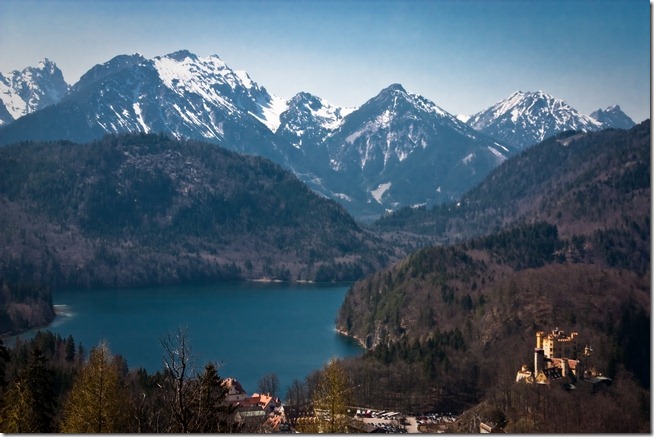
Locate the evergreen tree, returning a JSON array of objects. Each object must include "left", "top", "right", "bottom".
[
  {"left": 24, "top": 347, "right": 56, "bottom": 432},
  {"left": 64, "top": 335, "right": 75, "bottom": 363},
  {"left": 0, "top": 338, "right": 9, "bottom": 391},
  {"left": 0, "top": 347, "right": 56, "bottom": 432},
  {"left": 189, "top": 362, "right": 236, "bottom": 432}
]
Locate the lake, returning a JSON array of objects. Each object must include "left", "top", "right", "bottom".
[{"left": 21, "top": 281, "right": 363, "bottom": 397}]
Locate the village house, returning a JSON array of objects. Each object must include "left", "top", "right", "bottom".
[
  {"left": 222, "top": 377, "right": 247, "bottom": 403},
  {"left": 222, "top": 377, "right": 288, "bottom": 431}
]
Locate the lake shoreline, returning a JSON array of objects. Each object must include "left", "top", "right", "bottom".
[
  {"left": 8, "top": 282, "right": 363, "bottom": 395},
  {"left": 335, "top": 327, "right": 368, "bottom": 350}
]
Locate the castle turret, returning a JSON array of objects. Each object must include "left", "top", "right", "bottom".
[{"left": 536, "top": 331, "right": 544, "bottom": 349}]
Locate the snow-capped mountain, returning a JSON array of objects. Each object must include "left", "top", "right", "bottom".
[
  {"left": 0, "top": 59, "right": 69, "bottom": 126},
  {"left": 467, "top": 90, "right": 605, "bottom": 149},
  {"left": 271, "top": 92, "right": 356, "bottom": 196},
  {"left": 11, "top": 52, "right": 630, "bottom": 220},
  {"left": 313, "top": 84, "right": 514, "bottom": 218},
  {"left": 0, "top": 52, "right": 517, "bottom": 219},
  {"left": 276, "top": 92, "right": 354, "bottom": 149},
  {"left": 0, "top": 50, "right": 291, "bottom": 163},
  {"left": 590, "top": 105, "right": 635, "bottom": 130}
]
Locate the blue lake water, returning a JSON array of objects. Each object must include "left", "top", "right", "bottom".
[{"left": 23, "top": 281, "right": 362, "bottom": 397}]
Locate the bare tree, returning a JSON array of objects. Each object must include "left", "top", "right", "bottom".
[
  {"left": 257, "top": 372, "right": 280, "bottom": 397},
  {"left": 285, "top": 378, "right": 308, "bottom": 408},
  {"left": 157, "top": 327, "right": 239, "bottom": 433},
  {"left": 159, "top": 327, "right": 196, "bottom": 433}
]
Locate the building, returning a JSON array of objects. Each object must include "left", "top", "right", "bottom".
[
  {"left": 515, "top": 364, "right": 534, "bottom": 383},
  {"left": 537, "top": 327, "right": 580, "bottom": 360},
  {"left": 221, "top": 377, "right": 291, "bottom": 432},
  {"left": 222, "top": 377, "right": 247, "bottom": 403},
  {"left": 517, "top": 328, "right": 593, "bottom": 385}
]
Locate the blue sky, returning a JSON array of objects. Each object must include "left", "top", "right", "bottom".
[{"left": 0, "top": 0, "right": 650, "bottom": 121}]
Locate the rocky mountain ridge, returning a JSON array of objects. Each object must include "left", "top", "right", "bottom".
[
  {"left": 466, "top": 90, "right": 608, "bottom": 149},
  {"left": 0, "top": 53, "right": 636, "bottom": 219},
  {"left": 590, "top": 104, "right": 636, "bottom": 130},
  {"left": 0, "top": 59, "right": 69, "bottom": 126}
]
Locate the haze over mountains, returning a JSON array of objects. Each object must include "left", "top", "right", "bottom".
[{"left": 0, "top": 50, "right": 636, "bottom": 219}]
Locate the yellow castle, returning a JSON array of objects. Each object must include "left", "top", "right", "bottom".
[{"left": 516, "top": 328, "right": 594, "bottom": 384}]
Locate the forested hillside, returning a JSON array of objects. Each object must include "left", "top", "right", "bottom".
[
  {"left": 335, "top": 122, "right": 650, "bottom": 431},
  {"left": 0, "top": 281, "right": 54, "bottom": 335},
  {"left": 0, "top": 133, "right": 397, "bottom": 290},
  {"left": 376, "top": 122, "right": 650, "bottom": 245}
]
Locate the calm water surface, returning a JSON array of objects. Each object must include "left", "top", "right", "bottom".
[{"left": 34, "top": 282, "right": 362, "bottom": 396}]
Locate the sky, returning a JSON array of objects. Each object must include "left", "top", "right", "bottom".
[{"left": 0, "top": 0, "right": 650, "bottom": 122}]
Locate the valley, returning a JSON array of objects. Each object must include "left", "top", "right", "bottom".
[{"left": 0, "top": 50, "right": 648, "bottom": 433}]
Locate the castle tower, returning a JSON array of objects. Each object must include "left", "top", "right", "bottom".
[
  {"left": 536, "top": 331, "right": 544, "bottom": 349},
  {"left": 541, "top": 328, "right": 580, "bottom": 359},
  {"left": 534, "top": 348, "right": 545, "bottom": 376}
]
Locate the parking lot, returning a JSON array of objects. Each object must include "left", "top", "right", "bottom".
[{"left": 355, "top": 409, "right": 456, "bottom": 433}]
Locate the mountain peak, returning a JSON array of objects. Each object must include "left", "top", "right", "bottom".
[
  {"left": 163, "top": 49, "right": 198, "bottom": 62},
  {"left": 467, "top": 90, "right": 603, "bottom": 148},
  {"left": 289, "top": 91, "right": 322, "bottom": 109},
  {"left": 36, "top": 58, "right": 58, "bottom": 72},
  {"left": 590, "top": 104, "right": 635, "bottom": 129},
  {"left": 72, "top": 53, "right": 145, "bottom": 93},
  {"left": 382, "top": 83, "right": 407, "bottom": 94},
  {"left": 0, "top": 58, "right": 69, "bottom": 124}
]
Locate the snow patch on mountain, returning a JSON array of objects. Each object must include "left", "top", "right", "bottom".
[
  {"left": 154, "top": 53, "right": 235, "bottom": 111},
  {"left": 251, "top": 94, "right": 288, "bottom": 133},
  {"left": 487, "top": 145, "right": 507, "bottom": 162},
  {"left": 333, "top": 193, "right": 353, "bottom": 202},
  {"left": 371, "top": 182, "right": 392, "bottom": 204},
  {"left": 153, "top": 51, "right": 286, "bottom": 133},
  {"left": 133, "top": 102, "right": 149, "bottom": 133}
]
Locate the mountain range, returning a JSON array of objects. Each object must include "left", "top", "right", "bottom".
[{"left": 0, "top": 51, "right": 636, "bottom": 219}]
